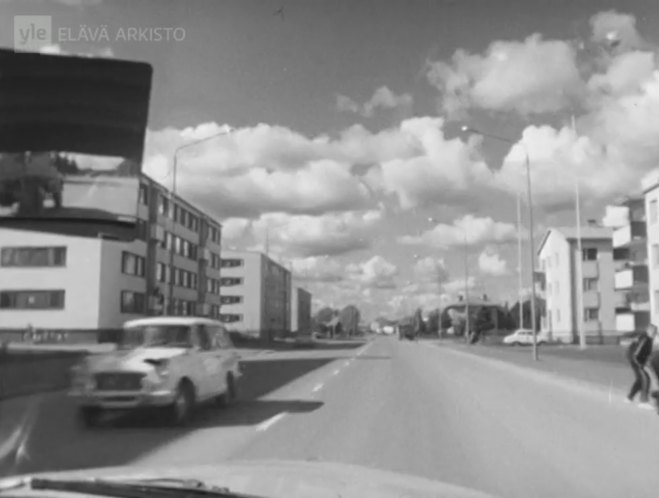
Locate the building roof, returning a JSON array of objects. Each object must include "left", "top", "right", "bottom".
[{"left": 537, "top": 226, "right": 612, "bottom": 255}]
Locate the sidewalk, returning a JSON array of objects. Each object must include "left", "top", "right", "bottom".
[{"left": 434, "top": 341, "right": 634, "bottom": 396}]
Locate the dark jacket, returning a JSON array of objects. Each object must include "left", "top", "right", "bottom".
[{"left": 633, "top": 334, "right": 653, "bottom": 366}]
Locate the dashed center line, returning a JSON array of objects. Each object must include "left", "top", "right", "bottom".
[
  {"left": 312, "top": 383, "right": 324, "bottom": 393},
  {"left": 256, "top": 412, "right": 287, "bottom": 432},
  {"left": 332, "top": 369, "right": 341, "bottom": 376}
]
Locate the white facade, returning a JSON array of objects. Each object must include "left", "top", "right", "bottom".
[
  {"left": 219, "top": 250, "right": 293, "bottom": 339},
  {"left": 290, "top": 286, "right": 312, "bottom": 334},
  {"left": 537, "top": 226, "right": 615, "bottom": 343},
  {"left": 0, "top": 229, "right": 147, "bottom": 329},
  {"left": 644, "top": 175, "right": 659, "bottom": 327}
]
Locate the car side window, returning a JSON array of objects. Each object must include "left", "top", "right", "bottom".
[{"left": 197, "top": 325, "right": 214, "bottom": 351}]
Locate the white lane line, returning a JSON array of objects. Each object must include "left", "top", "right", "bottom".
[
  {"left": 332, "top": 369, "right": 341, "bottom": 376},
  {"left": 312, "top": 383, "right": 324, "bottom": 393},
  {"left": 256, "top": 412, "right": 287, "bottom": 432}
]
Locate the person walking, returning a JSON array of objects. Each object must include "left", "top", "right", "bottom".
[{"left": 626, "top": 324, "right": 657, "bottom": 409}]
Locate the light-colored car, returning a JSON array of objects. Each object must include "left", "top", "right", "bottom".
[
  {"left": 69, "top": 316, "right": 243, "bottom": 428},
  {"left": 503, "top": 328, "right": 550, "bottom": 346}
]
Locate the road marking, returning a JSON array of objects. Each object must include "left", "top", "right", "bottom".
[
  {"left": 332, "top": 369, "right": 341, "bottom": 376},
  {"left": 312, "top": 383, "right": 324, "bottom": 393},
  {"left": 256, "top": 412, "right": 287, "bottom": 432}
]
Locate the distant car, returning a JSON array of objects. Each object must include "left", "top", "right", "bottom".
[
  {"left": 69, "top": 317, "right": 243, "bottom": 428},
  {"left": 503, "top": 329, "right": 550, "bottom": 346},
  {"left": 294, "top": 333, "right": 316, "bottom": 348}
]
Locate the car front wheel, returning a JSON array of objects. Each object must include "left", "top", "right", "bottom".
[{"left": 167, "top": 381, "right": 194, "bottom": 426}]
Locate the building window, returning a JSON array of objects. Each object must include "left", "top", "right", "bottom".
[
  {"left": 120, "top": 291, "right": 145, "bottom": 314},
  {"left": 220, "top": 313, "right": 242, "bottom": 323},
  {"left": 220, "top": 295, "right": 242, "bottom": 305},
  {"left": 121, "top": 252, "right": 145, "bottom": 277},
  {"left": 189, "top": 215, "right": 199, "bottom": 232},
  {"left": 547, "top": 283, "right": 552, "bottom": 295},
  {"left": 191, "top": 273, "right": 198, "bottom": 290},
  {"left": 0, "top": 290, "right": 65, "bottom": 310},
  {"left": 554, "top": 281, "right": 559, "bottom": 295},
  {"left": 650, "top": 199, "right": 658, "bottom": 224},
  {"left": 139, "top": 183, "right": 149, "bottom": 206},
  {"left": 158, "top": 193, "right": 169, "bottom": 216},
  {"left": 210, "top": 253, "right": 222, "bottom": 269},
  {"left": 583, "top": 278, "right": 598, "bottom": 291},
  {"left": 221, "top": 258, "right": 243, "bottom": 268},
  {"left": 220, "top": 277, "right": 243, "bottom": 286},
  {"left": 654, "top": 244, "right": 659, "bottom": 267},
  {"left": 190, "top": 244, "right": 198, "bottom": 261},
  {"left": 555, "top": 309, "right": 561, "bottom": 323},
  {"left": 585, "top": 308, "right": 599, "bottom": 321},
  {"left": 554, "top": 253, "right": 559, "bottom": 265},
  {"left": 1, "top": 247, "right": 67, "bottom": 267},
  {"left": 582, "top": 248, "right": 598, "bottom": 261},
  {"left": 156, "top": 263, "right": 167, "bottom": 283},
  {"left": 135, "top": 220, "right": 148, "bottom": 241}
]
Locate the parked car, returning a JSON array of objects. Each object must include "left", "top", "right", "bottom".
[
  {"left": 69, "top": 316, "right": 243, "bottom": 428},
  {"left": 502, "top": 329, "right": 551, "bottom": 346}
]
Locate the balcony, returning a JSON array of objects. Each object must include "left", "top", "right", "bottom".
[
  {"left": 582, "top": 291, "right": 600, "bottom": 308},
  {"left": 582, "top": 261, "right": 599, "bottom": 279},
  {"left": 614, "top": 266, "right": 649, "bottom": 290},
  {"left": 616, "top": 313, "right": 635, "bottom": 333},
  {"left": 631, "top": 301, "right": 651, "bottom": 312},
  {"left": 613, "top": 221, "right": 646, "bottom": 248},
  {"left": 614, "top": 291, "right": 628, "bottom": 309}
]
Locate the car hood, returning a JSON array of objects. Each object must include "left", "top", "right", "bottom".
[
  {"left": 0, "top": 460, "right": 497, "bottom": 498},
  {"left": 87, "top": 347, "right": 187, "bottom": 373}
]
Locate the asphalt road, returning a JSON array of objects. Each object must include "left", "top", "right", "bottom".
[{"left": 4, "top": 337, "right": 659, "bottom": 498}]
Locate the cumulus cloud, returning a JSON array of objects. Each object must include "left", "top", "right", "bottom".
[
  {"left": 337, "top": 86, "right": 413, "bottom": 118},
  {"left": 376, "top": 117, "right": 493, "bottom": 209},
  {"left": 251, "top": 210, "right": 382, "bottom": 257},
  {"left": 400, "top": 214, "right": 519, "bottom": 248},
  {"left": 347, "top": 255, "right": 398, "bottom": 289},
  {"left": 590, "top": 10, "right": 645, "bottom": 51},
  {"left": 221, "top": 218, "right": 252, "bottom": 241},
  {"left": 144, "top": 118, "right": 497, "bottom": 217},
  {"left": 291, "top": 256, "right": 344, "bottom": 282},
  {"left": 427, "top": 34, "right": 583, "bottom": 117},
  {"left": 478, "top": 247, "right": 509, "bottom": 276},
  {"left": 413, "top": 256, "right": 450, "bottom": 285}
]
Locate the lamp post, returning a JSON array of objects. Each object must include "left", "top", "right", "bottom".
[
  {"left": 463, "top": 229, "right": 470, "bottom": 342},
  {"left": 461, "top": 125, "right": 539, "bottom": 360},
  {"left": 166, "top": 126, "right": 233, "bottom": 315}
]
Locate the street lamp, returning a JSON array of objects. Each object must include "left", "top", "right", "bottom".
[
  {"left": 166, "top": 126, "right": 233, "bottom": 315},
  {"left": 461, "top": 125, "right": 539, "bottom": 360}
]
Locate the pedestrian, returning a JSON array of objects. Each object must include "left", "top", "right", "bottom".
[{"left": 626, "top": 324, "right": 657, "bottom": 409}]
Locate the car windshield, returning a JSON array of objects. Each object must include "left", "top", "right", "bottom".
[{"left": 118, "top": 325, "right": 192, "bottom": 349}]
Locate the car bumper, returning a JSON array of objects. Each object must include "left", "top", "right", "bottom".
[{"left": 69, "top": 389, "right": 176, "bottom": 410}]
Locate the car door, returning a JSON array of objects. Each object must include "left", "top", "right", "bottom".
[{"left": 195, "top": 325, "right": 222, "bottom": 400}]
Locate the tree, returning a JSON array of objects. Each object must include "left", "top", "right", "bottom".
[
  {"left": 339, "top": 305, "right": 361, "bottom": 336},
  {"left": 314, "top": 307, "right": 335, "bottom": 324}
]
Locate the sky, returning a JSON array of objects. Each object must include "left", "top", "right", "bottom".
[{"left": 3, "top": 0, "right": 659, "bottom": 321}]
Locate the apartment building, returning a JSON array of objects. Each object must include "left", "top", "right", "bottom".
[
  {"left": 291, "top": 287, "right": 312, "bottom": 334},
  {"left": 218, "top": 250, "right": 293, "bottom": 340},
  {"left": 0, "top": 174, "right": 223, "bottom": 334},
  {"left": 537, "top": 224, "right": 615, "bottom": 343},
  {"left": 643, "top": 172, "right": 659, "bottom": 327},
  {"left": 610, "top": 197, "right": 650, "bottom": 333}
]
